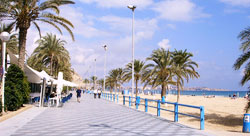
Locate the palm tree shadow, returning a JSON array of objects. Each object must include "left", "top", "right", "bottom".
[{"left": 183, "top": 112, "right": 243, "bottom": 127}]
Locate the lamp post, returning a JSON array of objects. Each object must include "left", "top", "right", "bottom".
[
  {"left": 103, "top": 45, "right": 107, "bottom": 93},
  {"left": 0, "top": 32, "right": 10, "bottom": 114},
  {"left": 128, "top": 5, "right": 136, "bottom": 98},
  {"left": 94, "top": 58, "right": 96, "bottom": 90}
]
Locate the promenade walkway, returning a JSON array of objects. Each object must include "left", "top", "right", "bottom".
[{"left": 2, "top": 93, "right": 213, "bottom": 136}]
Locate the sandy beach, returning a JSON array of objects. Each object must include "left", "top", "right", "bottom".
[{"left": 115, "top": 93, "right": 249, "bottom": 136}]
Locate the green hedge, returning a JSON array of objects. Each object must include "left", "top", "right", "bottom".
[
  {"left": 5, "top": 82, "right": 22, "bottom": 111},
  {"left": 4, "top": 64, "right": 31, "bottom": 111}
]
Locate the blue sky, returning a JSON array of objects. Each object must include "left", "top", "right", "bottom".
[{"left": 25, "top": 0, "right": 250, "bottom": 90}]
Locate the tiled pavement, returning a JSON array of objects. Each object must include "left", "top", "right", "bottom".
[{"left": 9, "top": 93, "right": 214, "bottom": 136}]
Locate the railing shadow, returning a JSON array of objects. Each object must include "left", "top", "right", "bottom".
[{"left": 184, "top": 112, "right": 243, "bottom": 127}]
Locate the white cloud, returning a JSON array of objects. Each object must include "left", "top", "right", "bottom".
[
  {"left": 153, "top": 0, "right": 210, "bottom": 22},
  {"left": 167, "top": 24, "right": 176, "bottom": 29},
  {"left": 220, "top": 0, "right": 250, "bottom": 7},
  {"left": 99, "top": 15, "right": 158, "bottom": 36},
  {"left": 79, "top": 0, "right": 153, "bottom": 9},
  {"left": 59, "top": 6, "right": 114, "bottom": 38},
  {"left": 158, "top": 39, "right": 171, "bottom": 49}
]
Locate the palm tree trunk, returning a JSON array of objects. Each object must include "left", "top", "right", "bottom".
[
  {"left": 110, "top": 87, "right": 113, "bottom": 94},
  {"left": 161, "top": 83, "right": 166, "bottom": 98},
  {"left": 135, "top": 79, "right": 138, "bottom": 98},
  {"left": 18, "top": 28, "right": 28, "bottom": 70},
  {"left": 115, "top": 84, "right": 117, "bottom": 95},
  {"left": 177, "top": 78, "right": 180, "bottom": 103},
  {"left": 50, "top": 55, "right": 53, "bottom": 76}
]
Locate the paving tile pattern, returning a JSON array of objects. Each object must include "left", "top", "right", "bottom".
[{"left": 11, "top": 94, "right": 213, "bottom": 136}]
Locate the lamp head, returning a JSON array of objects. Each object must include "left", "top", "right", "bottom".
[
  {"left": 128, "top": 5, "right": 136, "bottom": 10},
  {"left": 0, "top": 32, "right": 10, "bottom": 42},
  {"left": 103, "top": 45, "right": 108, "bottom": 51}
]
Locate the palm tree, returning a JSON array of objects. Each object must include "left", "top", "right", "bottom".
[
  {"left": 234, "top": 27, "right": 250, "bottom": 113},
  {"left": 1, "top": 0, "right": 75, "bottom": 70},
  {"left": 83, "top": 78, "right": 90, "bottom": 89},
  {"left": 106, "top": 76, "right": 115, "bottom": 93},
  {"left": 28, "top": 33, "right": 70, "bottom": 76},
  {"left": 146, "top": 48, "right": 175, "bottom": 99},
  {"left": 108, "top": 68, "right": 123, "bottom": 95},
  {"left": 98, "top": 79, "right": 104, "bottom": 91},
  {"left": 123, "top": 59, "right": 148, "bottom": 98},
  {"left": 0, "top": 23, "right": 18, "bottom": 54},
  {"left": 0, "top": 0, "right": 10, "bottom": 21},
  {"left": 172, "top": 49, "right": 199, "bottom": 102},
  {"left": 90, "top": 76, "right": 97, "bottom": 89}
]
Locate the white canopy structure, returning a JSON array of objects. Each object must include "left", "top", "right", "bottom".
[
  {"left": 8, "top": 50, "right": 78, "bottom": 87},
  {"left": 53, "top": 79, "right": 78, "bottom": 87}
]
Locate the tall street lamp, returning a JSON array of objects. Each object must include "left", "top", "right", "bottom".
[
  {"left": 103, "top": 45, "right": 108, "bottom": 93},
  {"left": 94, "top": 58, "right": 97, "bottom": 90},
  {"left": 128, "top": 5, "right": 136, "bottom": 98},
  {"left": 0, "top": 32, "right": 10, "bottom": 114}
]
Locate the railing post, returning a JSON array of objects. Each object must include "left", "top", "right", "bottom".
[
  {"left": 108, "top": 93, "right": 109, "bottom": 100},
  {"left": 113, "top": 94, "right": 115, "bottom": 102},
  {"left": 174, "top": 103, "right": 178, "bottom": 122},
  {"left": 138, "top": 96, "right": 140, "bottom": 105},
  {"left": 136, "top": 96, "right": 139, "bottom": 109},
  {"left": 145, "top": 99, "right": 148, "bottom": 112},
  {"left": 110, "top": 94, "right": 112, "bottom": 101},
  {"left": 129, "top": 96, "right": 131, "bottom": 107},
  {"left": 157, "top": 100, "right": 161, "bottom": 116},
  {"left": 200, "top": 106, "right": 205, "bottom": 130},
  {"left": 117, "top": 95, "right": 119, "bottom": 103},
  {"left": 123, "top": 96, "right": 125, "bottom": 105}
]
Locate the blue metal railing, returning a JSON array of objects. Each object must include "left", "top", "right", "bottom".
[{"left": 101, "top": 93, "right": 205, "bottom": 130}]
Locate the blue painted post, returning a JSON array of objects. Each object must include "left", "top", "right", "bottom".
[
  {"left": 113, "top": 94, "right": 115, "bottom": 102},
  {"left": 174, "top": 103, "right": 178, "bottom": 122},
  {"left": 108, "top": 93, "right": 109, "bottom": 100},
  {"left": 123, "top": 96, "right": 125, "bottom": 105},
  {"left": 129, "top": 96, "right": 131, "bottom": 107},
  {"left": 162, "top": 96, "right": 165, "bottom": 103},
  {"left": 136, "top": 96, "right": 139, "bottom": 109},
  {"left": 145, "top": 99, "right": 148, "bottom": 112},
  {"left": 157, "top": 100, "right": 161, "bottom": 116},
  {"left": 138, "top": 96, "right": 140, "bottom": 105},
  {"left": 117, "top": 95, "right": 119, "bottom": 103},
  {"left": 200, "top": 106, "right": 205, "bottom": 130},
  {"left": 110, "top": 94, "right": 112, "bottom": 101}
]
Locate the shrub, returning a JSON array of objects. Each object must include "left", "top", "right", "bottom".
[
  {"left": 4, "top": 82, "right": 22, "bottom": 111},
  {"left": 5, "top": 64, "right": 30, "bottom": 104},
  {"left": 4, "top": 64, "right": 31, "bottom": 111}
]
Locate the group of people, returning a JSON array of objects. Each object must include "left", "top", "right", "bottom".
[
  {"left": 75, "top": 88, "right": 102, "bottom": 103},
  {"left": 93, "top": 89, "right": 101, "bottom": 99}
]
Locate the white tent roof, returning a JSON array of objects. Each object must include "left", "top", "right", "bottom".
[
  {"left": 8, "top": 50, "right": 78, "bottom": 87},
  {"left": 40, "top": 70, "right": 55, "bottom": 82},
  {"left": 8, "top": 50, "right": 43, "bottom": 83},
  {"left": 53, "top": 79, "right": 78, "bottom": 87}
]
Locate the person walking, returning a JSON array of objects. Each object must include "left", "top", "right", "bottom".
[
  {"left": 93, "top": 89, "right": 97, "bottom": 99},
  {"left": 98, "top": 89, "right": 101, "bottom": 99},
  {"left": 76, "top": 88, "right": 81, "bottom": 103}
]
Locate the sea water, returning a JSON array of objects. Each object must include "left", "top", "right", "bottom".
[{"left": 143, "top": 90, "right": 250, "bottom": 97}]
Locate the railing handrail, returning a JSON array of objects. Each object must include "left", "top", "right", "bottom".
[{"left": 100, "top": 92, "right": 205, "bottom": 130}]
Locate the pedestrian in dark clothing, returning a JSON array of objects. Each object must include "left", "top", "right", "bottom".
[{"left": 76, "top": 88, "right": 81, "bottom": 103}]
